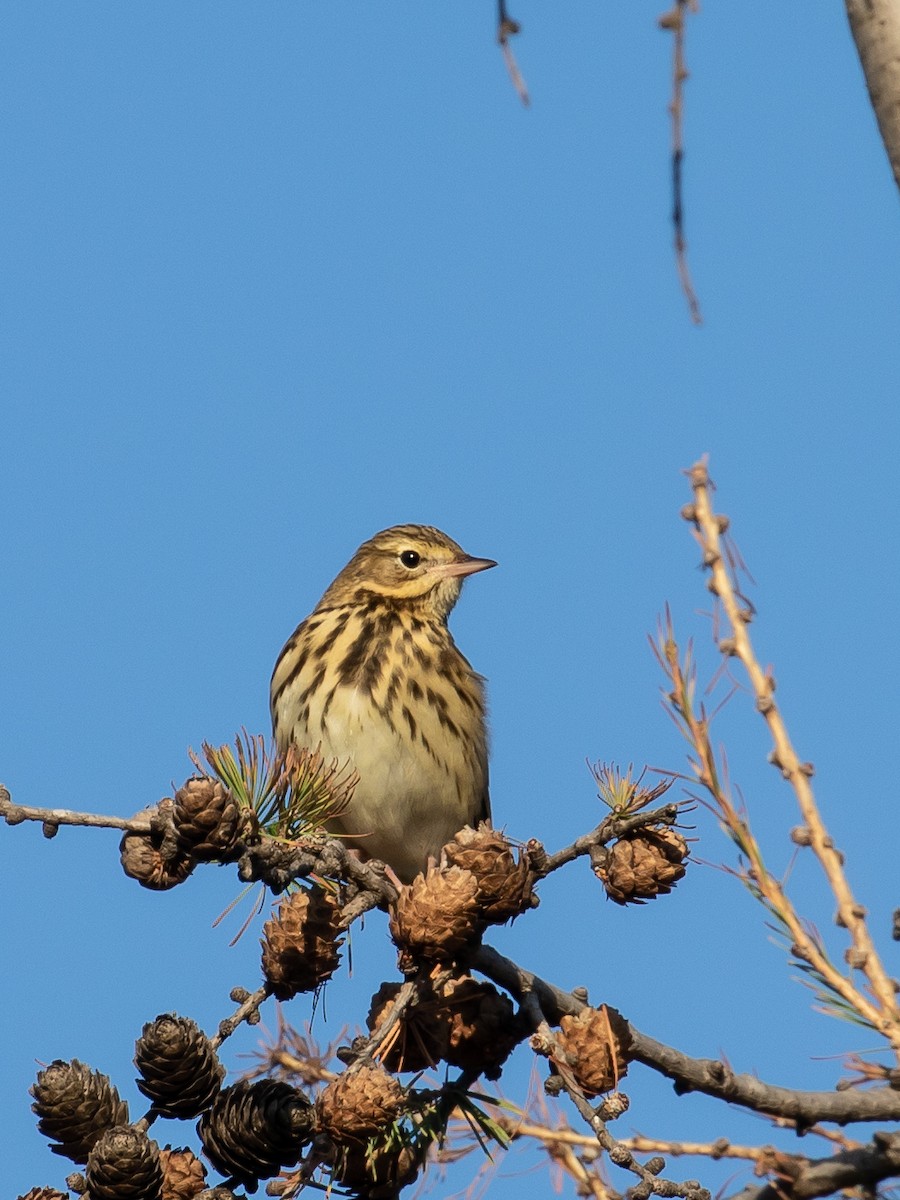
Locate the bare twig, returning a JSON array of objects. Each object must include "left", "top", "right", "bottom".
[
  {"left": 723, "top": 1130, "right": 900, "bottom": 1200},
  {"left": 213, "top": 984, "right": 271, "bottom": 1048},
  {"left": 236, "top": 834, "right": 399, "bottom": 913},
  {"left": 682, "top": 458, "right": 900, "bottom": 1052},
  {"left": 473, "top": 943, "right": 900, "bottom": 1126},
  {"left": 654, "top": 619, "right": 889, "bottom": 1040},
  {"left": 497, "top": 0, "right": 529, "bottom": 106},
  {"left": 350, "top": 979, "right": 419, "bottom": 1068},
  {"left": 241, "top": 1010, "right": 342, "bottom": 1089},
  {"left": 0, "top": 784, "right": 153, "bottom": 834},
  {"left": 496, "top": 1119, "right": 816, "bottom": 1167},
  {"left": 658, "top": 0, "right": 702, "bottom": 324},
  {"left": 542, "top": 802, "right": 682, "bottom": 874},
  {"left": 525, "top": 1006, "right": 710, "bottom": 1200}
]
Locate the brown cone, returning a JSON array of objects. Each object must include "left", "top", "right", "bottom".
[
  {"left": 329, "top": 1139, "right": 422, "bottom": 1199},
  {"left": 439, "top": 975, "right": 520, "bottom": 1080},
  {"left": 31, "top": 1059, "right": 129, "bottom": 1164},
  {"left": 388, "top": 865, "right": 483, "bottom": 965},
  {"left": 196, "top": 1079, "right": 313, "bottom": 1187},
  {"left": 557, "top": 1005, "right": 632, "bottom": 1097},
  {"left": 85, "top": 1125, "right": 163, "bottom": 1200},
  {"left": 261, "top": 886, "right": 344, "bottom": 998},
  {"left": 173, "top": 777, "right": 243, "bottom": 862},
  {"left": 366, "top": 981, "right": 450, "bottom": 1074},
  {"left": 443, "top": 824, "right": 537, "bottom": 924},
  {"left": 597, "top": 828, "right": 688, "bottom": 905},
  {"left": 160, "top": 1146, "right": 207, "bottom": 1200},
  {"left": 16, "top": 1190, "right": 69, "bottom": 1200},
  {"left": 316, "top": 1064, "right": 406, "bottom": 1145},
  {"left": 135, "top": 1014, "right": 224, "bottom": 1118},
  {"left": 121, "top": 800, "right": 195, "bottom": 891}
]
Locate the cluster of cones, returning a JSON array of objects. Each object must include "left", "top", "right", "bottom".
[
  {"left": 119, "top": 776, "right": 545, "bottom": 931},
  {"left": 258, "top": 822, "right": 541, "bottom": 990},
  {"left": 25, "top": 994, "right": 634, "bottom": 1200},
  {"left": 27, "top": 776, "right": 687, "bottom": 1198},
  {"left": 29, "top": 1021, "right": 318, "bottom": 1198},
  {"left": 26, "top": 1007, "right": 632, "bottom": 1200},
  {"left": 29, "top": 1020, "right": 225, "bottom": 1200},
  {"left": 119, "top": 774, "right": 688, "bottom": 909},
  {"left": 120, "top": 778, "right": 247, "bottom": 891}
]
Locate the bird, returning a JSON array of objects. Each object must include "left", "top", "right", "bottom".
[{"left": 270, "top": 524, "right": 496, "bottom": 883}]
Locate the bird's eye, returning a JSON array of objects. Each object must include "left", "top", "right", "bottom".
[{"left": 399, "top": 550, "right": 421, "bottom": 569}]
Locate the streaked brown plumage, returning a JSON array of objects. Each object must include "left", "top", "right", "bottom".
[{"left": 270, "top": 525, "right": 496, "bottom": 882}]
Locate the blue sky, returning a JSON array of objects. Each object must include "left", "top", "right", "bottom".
[{"left": 3, "top": 3, "right": 900, "bottom": 1196}]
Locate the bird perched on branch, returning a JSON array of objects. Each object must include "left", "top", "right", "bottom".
[{"left": 270, "top": 524, "right": 496, "bottom": 882}]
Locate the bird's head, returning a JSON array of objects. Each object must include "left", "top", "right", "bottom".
[{"left": 321, "top": 524, "right": 496, "bottom": 620}]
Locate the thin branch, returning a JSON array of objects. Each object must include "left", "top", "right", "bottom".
[
  {"left": 683, "top": 458, "right": 900, "bottom": 1052},
  {"left": 495, "top": 1119, "right": 825, "bottom": 1168},
  {"left": 2, "top": 779, "right": 682, "bottom": 907},
  {"left": 236, "top": 834, "right": 398, "bottom": 913},
  {"left": 473, "top": 943, "right": 900, "bottom": 1126},
  {"left": 349, "top": 979, "right": 418, "bottom": 1068},
  {"left": 659, "top": 0, "right": 702, "bottom": 324},
  {"left": 213, "top": 984, "right": 271, "bottom": 1048},
  {"left": 723, "top": 1130, "right": 900, "bottom": 1200},
  {"left": 0, "top": 785, "right": 153, "bottom": 834},
  {"left": 542, "top": 802, "right": 682, "bottom": 874},
  {"left": 655, "top": 620, "right": 886, "bottom": 1038},
  {"left": 546, "top": 1139, "right": 612, "bottom": 1200},
  {"left": 525, "top": 1005, "right": 710, "bottom": 1200},
  {"left": 497, "top": 0, "right": 529, "bottom": 106}
]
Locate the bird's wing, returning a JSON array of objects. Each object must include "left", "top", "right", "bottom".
[{"left": 477, "top": 784, "right": 491, "bottom": 825}]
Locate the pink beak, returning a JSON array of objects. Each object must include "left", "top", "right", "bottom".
[{"left": 432, "top": 555, "right": 498, "bottom": 580}]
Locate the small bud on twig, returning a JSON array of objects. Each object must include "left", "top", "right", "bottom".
[
  {"left": 596, "top": 1091, "right": 630, "bottom": 1121},
  {"left": 544, "top": 1072, "right": 564, "bottom": 1097}
]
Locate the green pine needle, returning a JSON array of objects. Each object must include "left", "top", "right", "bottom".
[
  {"left": 590, "top": 761, "right": 674, "bottom": 816},
  {"left": 190, "top": 729, "right": 357, "bottom": 842}
]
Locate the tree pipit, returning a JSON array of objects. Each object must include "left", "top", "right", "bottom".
[{"left": 271, "top": 525, "right": 495, "bottom": 882}]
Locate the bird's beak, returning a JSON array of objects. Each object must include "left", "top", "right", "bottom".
[{"left": 433, "top": 555, "right": 498, "bottom": 580}]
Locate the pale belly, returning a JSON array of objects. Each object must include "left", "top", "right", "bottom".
[{"left": 309, "top": 687, "right": 479, "bottom": 882}]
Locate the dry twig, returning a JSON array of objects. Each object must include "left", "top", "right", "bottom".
[
  {"left": 659, "top": 0, "right": 702, "bottom": 324},
  {"left": 679, "top": 458, "right": 900, "bottom": 1053}
]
